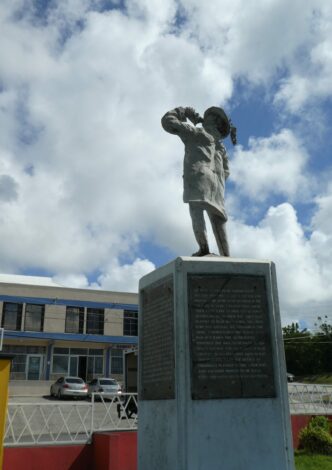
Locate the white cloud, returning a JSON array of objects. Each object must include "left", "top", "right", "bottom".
[
  {"left": 52, "top": 273, "right": 89, "bottom": 289},
  {"left": 179, "top": 0, "right": 327, "bottom": 84},
  {"left": 230, "top": 202, "right": 332, "bottom": 310},
  {"left": 95, "top": 258, "right": 155, "bottom": 292},
  {"left": 0, "top": 0, "right": 331, "bottom": 325},
  {"left": 0, "top": 175, "right": 18, "bottom": 201},
  {"left": 274, "top": 4, "right": 332, "bottom": 111},
  {"left": 230, "top": 129, "right": 309, "bottom": 201},
  {"left": 0, "top": 0, "right": 234, "bottom": 280}
]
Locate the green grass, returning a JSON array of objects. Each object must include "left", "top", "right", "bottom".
[
  {"left": 298, "top": 374, "right": 332, "bottom": 384},
  {"left": 295, "top": 452, "right": 332, "bottom": 469}
]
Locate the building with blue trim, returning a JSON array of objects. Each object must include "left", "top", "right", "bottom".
[{"left": 0, "top": 274, "right": 138, "bottom": 395}]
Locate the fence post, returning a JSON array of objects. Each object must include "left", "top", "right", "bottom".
[
  {"left": 0, "top": 353, "right": 13, "bottom": 466},
  {"left": 90, "top": 393, "right": 94, "bottom": 441}
]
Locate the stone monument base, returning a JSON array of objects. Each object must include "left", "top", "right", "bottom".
[{"left": 138, "top": 257, "right": 294, "bottom": 470}]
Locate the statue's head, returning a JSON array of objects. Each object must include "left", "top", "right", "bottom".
[{"left": 203, "top": 107, "right": 237, "bottom": 144}]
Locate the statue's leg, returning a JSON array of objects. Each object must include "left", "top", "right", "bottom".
[
  {"left": 189, "top": 204, "right": 210, "bottom": 256},
  {"left": 208, "top": 212, "right": 230, "bottom": 257}
]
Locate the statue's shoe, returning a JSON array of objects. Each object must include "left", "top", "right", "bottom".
[{"left": 191, "top": 249, "right": 210, "bottom": 257}]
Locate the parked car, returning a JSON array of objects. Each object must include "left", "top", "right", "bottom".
[
  {"left": 50, "top": 376, "right": 88, "bottom": 399},
  {"left": 88, "top": 377, "right": 122, "bottom": 399},
  {"left": 287, "top": 372, "right": 295, "bottom": 382}
]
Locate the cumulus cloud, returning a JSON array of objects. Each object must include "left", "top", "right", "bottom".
[
  {"left": 52, "top": 273, "right": 90, "bottom": 289},
  {"left": 0, "top": 0, "right": 331, "bottom": 328},
  {"left": 0, "top": 175, "right": 18, "bottom": 201},
  {"left": 52, "top": 258, "right": 156, "bottom": 291},
  {"left": 95, "top": 258, "right": 156, "bottom": 292},
  {"left": 230, "top": 203, "right": 332, "bottom": 308},
  {"left": 274, "top": 3, "right": 332, "bottom": 111},
  {"left": 230, "top": 129, "right": 309, "bottom": 201}
]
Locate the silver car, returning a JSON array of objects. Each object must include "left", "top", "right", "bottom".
[
  {"left": 88, "top": 377, "right": 121, "bottom": 399},
  {"left": 50, "top": 376, "right": 88, "bottom": 399}
]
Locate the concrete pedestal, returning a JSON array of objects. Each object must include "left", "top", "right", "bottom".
[{"left": 138, "top": 257, "right": 294, "bottom": 470}]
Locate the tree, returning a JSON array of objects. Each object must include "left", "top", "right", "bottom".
[
  {"left": 283, "top": 319, "right": 332, "bottom": 376},
  {"left": 283, "top": 323, "right": 316, "bottom": 375},
  {"left": 314, "top": 316, "right": 332, "bottom": 373}
]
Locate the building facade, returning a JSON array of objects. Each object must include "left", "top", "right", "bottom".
[{"left": 0, "top": 275, "right": 138, "bottom": 390}]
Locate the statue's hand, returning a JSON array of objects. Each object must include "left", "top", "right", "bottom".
[
  {"left": 185, "top": 107, "right": 203, "bottom": 125},
  {"left": 176, "top": 107, "right": 187, "bottom": 122}
]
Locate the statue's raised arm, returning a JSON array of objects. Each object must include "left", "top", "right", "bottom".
[
  {"left": 161, "top": 105, "right": 237, "bottom": 257},
  {"left": 161, "top": 107, "right": 203, "bottom": 140}
]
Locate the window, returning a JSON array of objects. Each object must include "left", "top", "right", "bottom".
[
  {"left": 100, "top": 379, "right": 117, "bottom": 386},
  {"left": 89, "top": 349, "right": 103, "bottom": 356},
  {"left": 11, "top": 355, "right": 26, "bottom": 374},
  {"left": 66, "top": 378, "right": 84, "bottom": 384},
  {"left": 94, "top": 357, "right": 103, "bottom": 374},
  {"left": 69, "top": 356, "right": 78, "bottom": 376},
  {"left": 71, "top": 348, "right": 88, "bottom": 355},
  {"left": 86, "top": 308, "right": 104, "bottom": 335},
  {"left": 87, "top": 356, "right": 104, "bottom": 380},
  {"left": 24, "top": 304, "right": 44, "bottom": 332},
  {"left": 111, "top": 350, "right": 123, "bottom": 374},
  {"left": 3, "top": 345, "right": 45, "bottom": 354},
  {"left": 53, "top": 347, "right": 69, "bottom": 354},
  {"left": 123, "top": 310, "right": 138, "bottom": 336},
  {"left": 52, "top": 355, "right": 69, "bottom": 374},
  {"left": 3, "top": 345, "right": 46, "bottom": 380},
  {"left": 65, "top": 306, "right": 84, "bottom": 334},
  {"left": 1, "top": 302, "right": 23, "bottom": 330}
]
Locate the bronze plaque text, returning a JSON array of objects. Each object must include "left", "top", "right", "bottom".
[
  {"left": 188, "top": 274, "right": 275, "bottom": 399},
  {"left": 140, "top": 276, "right": 175, "bottom": 400}
]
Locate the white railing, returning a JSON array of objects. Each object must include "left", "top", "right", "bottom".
[
  {"left": 288, "top": 383, "right": 332, "bottom": 415},
  {"left": 4, "top": 393, "right": 137, "bottom": 447},
  {"left": 5, "top": 386, "right": 332, "bottom": 446}
]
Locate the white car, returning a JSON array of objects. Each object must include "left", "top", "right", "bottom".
[
  {"left": 50, "top": 376, "right": 88, "bottom": 399},
  {"left": 88, "top": 377, "right": 121, "bottom": 399}
]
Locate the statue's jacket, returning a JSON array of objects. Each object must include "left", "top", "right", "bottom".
[{"left": 161, "top": 107, "right": 229, "bottom": 222}]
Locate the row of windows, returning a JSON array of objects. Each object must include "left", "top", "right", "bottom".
[
  {"left": 2, "top": 303, "right": 44, "bottom": 332},
  {"left": 65, "top": 306, "right": 105, "bottom": 335},
  {"left": 1, "top": 302, "right": 138, "bottom": 336},
  {"left": 3, "top": 345, "right": 124, "bottom": 380},
  {"left": 51, "top": 349, "right": 123, "bottom": 376}
]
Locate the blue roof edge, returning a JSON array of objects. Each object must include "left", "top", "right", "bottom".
[{"left": 4, "top": 330, "right": 138, "bottom": 344}]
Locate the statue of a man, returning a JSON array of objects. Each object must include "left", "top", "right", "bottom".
[{"left": 161, "top": 106, "right": 236, "bottom": 257}]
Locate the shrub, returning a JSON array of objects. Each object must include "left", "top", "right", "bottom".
[
  {"left": 308, "top": 416, "right": 330, "bottom": 432},
  {"left": 299, "top": 416, "right": 332, "bottom": 455}
]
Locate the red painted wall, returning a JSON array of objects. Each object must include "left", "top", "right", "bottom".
[
  {"left": 4, "top": 417, "right": 332, "bottom": 469},
  {"left": 93, "top": 432, "right": 137, "bottom": 470},
  {"left": 291, "top": 414, "right": 332, "bottom": 449},
  {"left": 3, "top": 444, "right": 93, "bottom": 470},
  {"left": 3, "top": 432, "right": 137, "bottom": 470}
]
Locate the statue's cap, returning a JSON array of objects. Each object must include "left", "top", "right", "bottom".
[{"left": 203, "top": 106, "right": 230, "bottom": 138}]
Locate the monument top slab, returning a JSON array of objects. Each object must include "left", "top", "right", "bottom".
[
  {"left": 174, "top": 256, "right": 273, "bottom": 265},
  {"left": 139, "top": 256, "right": 275, "bottom": 290}
]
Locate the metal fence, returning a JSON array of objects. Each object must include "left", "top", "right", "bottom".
[
  {"left": 4, "top": 393, "right": 138, "bottom": 447},
  {"left": 5, "top": 385, "right": 332, "bottom": 447},
  {"left": 288, "top": 383, "right": 332, "bottom": 415}
]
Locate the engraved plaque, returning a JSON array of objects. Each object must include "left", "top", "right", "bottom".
[
  {"left": 140, "top": 276, "right": 175, "bottom": 400},
  {"left": 188, "top": 274, "right": 275, "bottom": 400}
]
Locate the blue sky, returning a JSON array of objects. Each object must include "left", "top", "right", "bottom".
[{"left": 1, "top": 0, "right": 332, "bottom": 328}]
